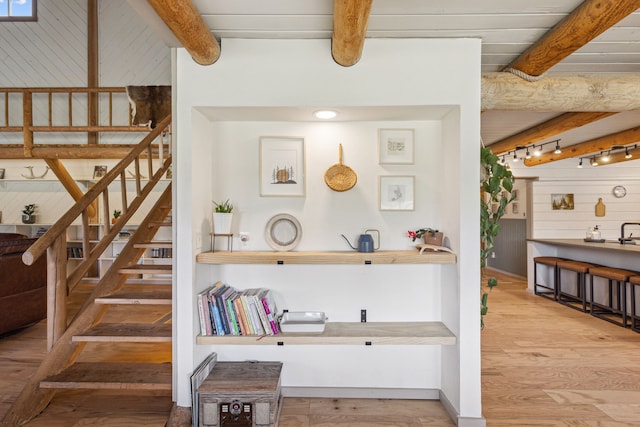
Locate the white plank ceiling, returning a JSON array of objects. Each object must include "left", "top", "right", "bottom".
[{"left": 146, "top": 0, "right": 640, "bottom": 160}]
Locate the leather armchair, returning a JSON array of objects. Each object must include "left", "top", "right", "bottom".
[{"left": 0, "top": 233, "right": 47, "bottom": 335}]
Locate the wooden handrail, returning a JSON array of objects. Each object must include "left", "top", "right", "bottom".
[
  {"left": 0, "top": 87, "right": 150, "bottom": 133},
  {"left": 22, "top": 113, "right": 171, "bottom": 266}
]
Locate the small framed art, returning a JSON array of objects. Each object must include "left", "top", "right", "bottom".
[
  {"left": 379, "top": 175, "right": 415, "bottom": 211},
  {"left": 93, "top": 165, "right": 107, "bottom": 179},
  {"left": 259, "top": 136, "right": 305, "bottom": 197},
  {"left": 378, "top": 128, "right": 415, "bottom": 164}
]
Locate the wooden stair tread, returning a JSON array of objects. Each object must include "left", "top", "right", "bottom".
[
  {"left": 73, "top": 323, "right": 172, "bottom": 343},
  {"left": 134, "top": 241, "right": 172, "bottom": 249},
  {"left": 95, "top": 287, "right": 172, "bottom": 305},
  {"left": 40, "top": 362, "right": 171, "bottom": 390},
  {"left": 119, "top": 264, "right": 172, "bottom": 275},
  {"left": 148, "top": 221, "right": 172, "bottom": 228}
]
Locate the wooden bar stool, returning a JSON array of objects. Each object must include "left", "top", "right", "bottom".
[
  {"left": 556, "top": 259, "right": 594, "bottom": 312},
  {"left": 629, "top": 276, "right": 640, "bottom": 333},
  {"left": 588, "top": 266, "right": 637, "bottom": 328},
  {"left": 534, "top": 256, "right": 562, "bottom": 301}
]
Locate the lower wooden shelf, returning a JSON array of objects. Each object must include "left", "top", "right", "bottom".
[{"left": 196, "top": 321, "right": 456, "bottom": 346}]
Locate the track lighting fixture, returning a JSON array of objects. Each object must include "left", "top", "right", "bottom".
[
  {"left": 533, "top": 145, "right": 542, "bottom": 157},
  {"left": 577, "top": 158, "right": 583, "bottom": 168},
  {"left": 554, "top": 142, "right": 561, "bottom": 154},
  {"left": 601, "top": 151, "right": 610, "bottom": 162},
  {"left": 525, "top": 148, "right": 531, "bottom": 159},
  {"left": 626, "top": 148, "right": 632, "bottom": 159},
  {"left": 512, "top": 152, "right": 519, "bottom": 162}
]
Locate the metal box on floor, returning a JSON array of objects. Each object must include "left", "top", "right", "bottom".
[{"left": 198, "top": 361, "right": 282, "bottom": 427}]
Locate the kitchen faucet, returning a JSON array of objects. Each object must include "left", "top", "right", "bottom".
[{"left": 619, "top": 222, "right": 640, "bottom": 244}]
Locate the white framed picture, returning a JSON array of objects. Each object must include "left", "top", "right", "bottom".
[
  {"left": 259, "top": 136, "right": 305, "bottom": 197},
  {"left": 379, "top": 175, "right": 415, "bottom": 211},
  {"left": 378, "top": 128, "right": 415, "bottom": 164}
]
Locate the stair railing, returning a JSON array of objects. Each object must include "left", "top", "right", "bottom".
[{"left": 21, "top": 114, "right": 172, "bottom": 350}]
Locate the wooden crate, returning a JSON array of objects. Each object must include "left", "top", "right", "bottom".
[{"left": 198, "top": 361, "right": 282, "bottom": 427}]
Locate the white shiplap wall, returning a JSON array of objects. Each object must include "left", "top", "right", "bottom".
[
  {"left": 509, "top": 157, "right": 640, "bottom": 240},
  {"left": 0, "top": 0, "right": 171, "bottom": 226}
]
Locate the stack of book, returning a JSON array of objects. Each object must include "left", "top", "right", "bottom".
[{"left": 197, "top": 282, "right": 279, "bottom": 336}]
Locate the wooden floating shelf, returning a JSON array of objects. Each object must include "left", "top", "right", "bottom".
[
  {"left": 196, "top": 250, "right": 456, "bottom": 265},
  {"left": 196, "top": 321, "right": 456, "bottom": 346}
]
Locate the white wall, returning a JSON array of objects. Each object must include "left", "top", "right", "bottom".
[
  {"left": 175, "top": 38, "right": 482, "bottom": 424},
  {"left": 509, "top": 158, "right": 640, "bottom": 240}
]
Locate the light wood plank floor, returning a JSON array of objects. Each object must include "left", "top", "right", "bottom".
[{"left": 2, "top": 271, "right": 640, "bottom": 426}]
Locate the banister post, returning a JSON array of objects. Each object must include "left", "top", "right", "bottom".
[
  {"left": 23, "top": 90, "right": 33, "bottom": 157},
  {"left": 46, "top": 234, "right": 68, "bottom": 350}
]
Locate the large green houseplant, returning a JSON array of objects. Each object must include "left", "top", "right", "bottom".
[{"left": 480, "top": 146, "right": 515, "bottom": 327}]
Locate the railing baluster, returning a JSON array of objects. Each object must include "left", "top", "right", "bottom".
[
  {"left": 109, "top": 92, "right": 113, "bottom": 127},
  {"left": 4, "top": 91, "right": 8, "bottom": 127},
  {"left": 68, "top": 92, "right": 72, "bottom": 127},
  {"left": 103, "top": 189, "right": 111, "bottom": 235},
  {"left": 48, "top": 92, "right": 52, "bottom": 126},
  {"left": 120, "top": 172, "right": 128, "bottom": 214},
  {"left": 134, "top": 157, "right": 142, "bottom": 195}
]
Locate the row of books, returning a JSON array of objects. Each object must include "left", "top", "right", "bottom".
[{"left": 197, "top": 282, "right": 279, "bottom": 336}]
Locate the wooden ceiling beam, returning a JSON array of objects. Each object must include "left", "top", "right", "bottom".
[
  {"left": 0, "top": 145, "right": 166, "bottom": 160},
  {"left": 523, "top": 126, "right": 640, "bottom": 166},
  {"left": 146, "top": 0, "right": 220, "bottom": 65},
  {"left": 482, "top": 73, "right": 640, "bottom": 111},
  {"left": 332, "top": 0, "right": 372, "bottom": 67},
  {"left": 505, "top": 0, "right": 640, "bottom": 77},
  {"left": 489, "top": 112, "right": 616, "bottom": 155}
]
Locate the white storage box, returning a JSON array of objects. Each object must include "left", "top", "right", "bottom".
[{"left": 279, "top": 311, "right": 326, "bottom": 333}]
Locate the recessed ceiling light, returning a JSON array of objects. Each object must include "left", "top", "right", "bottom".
[{"left": 313, "top": 110, "right": 337, "bottom": 119}]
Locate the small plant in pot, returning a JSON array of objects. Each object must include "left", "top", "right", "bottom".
[
  {"left": 408, "top": 227, "right": 443, "bottom": 246},
  {"left": 212, "top": 199, "right": 234, "bottom": 234},
  {"left": 22, "top": 204, "right": 36, "bottom": 224},
  {"left": 112, "top": 209, "right": 121, "bottom": 224}
]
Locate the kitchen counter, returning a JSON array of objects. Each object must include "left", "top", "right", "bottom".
[
  {"left": 526, "top": 238, "right": 640, "bottom": 293},
  {"left": 528, "top": 238, "right": 640, "bottom": 254}
]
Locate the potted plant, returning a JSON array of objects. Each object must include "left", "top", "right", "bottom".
[
  {"left": 480, "top": 146, "right": 515, "bottom": 328},
  {"left": 22, "top": 204, "right": 36, "bottom": 224},
  {"left": 212, "top": 199, "right": 234, "bottom": 234},
  {"left": 408, "top": 228, "right": 443, "bottom": 246},
  {"left": 112, "top": 209, "right": 121, "bottom": 224}
]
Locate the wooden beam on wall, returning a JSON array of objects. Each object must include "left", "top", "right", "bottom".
[
  {"left": 44, "top": 159, "right": 96, "bottom": 218},
  {"left": 332, "top": 0, "right": 372, "bottom": 67},
  {"left": 505, "top": 0, "right": 640, "bottom": 77},
  {"left": 482, "top": 73, "right": 640, "bottom": 111},
  {"left": 524, "top": 126, "right": 640, "bottom": 166},
  {"left": 0, "top": 145, "right": 166, "bottom": 159},
  {"left": 87, "top": 0, "right": 99, "bottom": 145},
  {"left": 489, "top": 112, "right": 617, "bottom": 155},
  {"left": 146, "top": 0, "right": 220, "bottom": 65}
]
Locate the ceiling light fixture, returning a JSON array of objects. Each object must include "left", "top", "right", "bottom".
[
  {"left": 577, "top": 158, "right": 583, "bottom": 168},
  {"left": 601, "top": 151, "right": 610, "bottom": 162},
  {"left": 313, "top": 110, "right": 337, "bottom": 119},
  {"left": 554, "top": 141, "right": 561, "bottom": 154},
  {"left": 512, "top": 152, "right": 519, "bottom": 162},
  {"left": 533, "top": 145, "right": 542, "bottom": 157},
  {"left": 626, "top": 148, "right": 632, "bottom": 159},
  {"left": 591, "top": 157, "right": 598, "bottom": 166},
  {"left": 525, "top": 148, "right": 531, "bottom": 159}
]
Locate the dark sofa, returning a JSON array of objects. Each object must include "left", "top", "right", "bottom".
[{"left": 0, "top": 233, "right": 47, "bottom": 335}]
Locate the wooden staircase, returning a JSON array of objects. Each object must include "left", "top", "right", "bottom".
[
  {"left": 1, "top": 117, "right": 174, "bottom": 426},
  {"left": 43, "top": 192, "right": 173, "bottom": 390}
]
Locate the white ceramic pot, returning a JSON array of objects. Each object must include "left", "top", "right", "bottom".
[{"left": 213, "top": 212, "right": 233, "bottom": 234}]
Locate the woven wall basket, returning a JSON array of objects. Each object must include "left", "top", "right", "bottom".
[{"left": 324, "top": 144, "right": 357, "bottom": 192}]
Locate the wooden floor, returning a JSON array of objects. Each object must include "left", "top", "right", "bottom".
[{"left": 2, "top": 271, "right": 640, "bottom": 426}]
